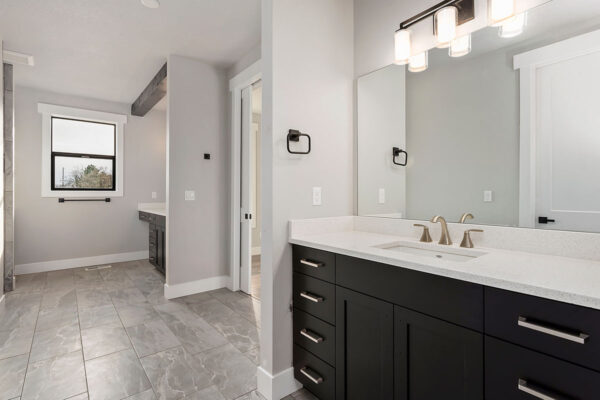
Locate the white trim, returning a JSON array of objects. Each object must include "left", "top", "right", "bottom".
[
  {"left": 15, "top": 250, "right": 148, "bottom": 275},
  {"left": 257, "top": 367, "right": 302, "bottom": 400},
  {"left": 0, "top": 295, "right": 5, "bottom": 305},
  {"left": 163, "top": 275, "right": 230, "bottom": 299},
  {"left": 252, "top": 246, "right": 261, "bottom": 256},
  {"left": 515, "top": 29, "right": 600, "bottom": 228},
  {"left": 230, "top": 61, "right": 262, "bottom": 292},
  {"left": 37, "top": 103, "right": 127, "bottom": 198}
]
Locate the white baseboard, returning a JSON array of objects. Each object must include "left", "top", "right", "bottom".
[
  {"left": 0, "top": 295, "right": 4, "bottom": 305},
  {"left": 15, "top": 250, "right": 149, "bottom": 275},
  {"left": 257, "top": 366, "right": 302, "bottom": 400},
  {"left": 252, "top": 246, "right": 261, "bottom": 256},
  {"left": 164, "top": 275, "right": 230, "bottom": 300}
]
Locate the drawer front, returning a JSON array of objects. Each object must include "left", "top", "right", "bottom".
[
  {"left": 485, "top": 287, "right": 600, "bottom": 372},
  {"left": 139, "top": 211, "right": 150, "bottom": 222},
  {"left": 336, "top": 255, "right": 483, "bottom": 331},
  {"left": 293, "top": 273, "right": 336, "bottom": 325},
  {"left": 293, "top": 245, "right": 336, "bottom": 283},
  {"left": 294, "top": 344, "right": 335, "bottom": 400},
  {"left": 486, "top": 336, "right": 600, "bottom": 399},
  {"left": 294, "top": 309, "right": 335, "bottom": 366}
]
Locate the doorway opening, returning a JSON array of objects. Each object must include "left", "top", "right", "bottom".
[
  {"left": 247, "top": 82, "right": 262, "bottom": 299},
  {"left": 229, "top": 60, "right": 262, "bottom": 299}
]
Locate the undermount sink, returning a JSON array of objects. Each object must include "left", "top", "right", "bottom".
[{"left": 374, "top": 241, "right": 487, "bottom": 263}]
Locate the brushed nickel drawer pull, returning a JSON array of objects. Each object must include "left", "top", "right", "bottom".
[
  {"left": 300, "top": 291, "right": 324, "bottom": 303},
  {"left": 300, "top": 367, "right": 323, "bottom": 385},
  {"left": 518, "top": 316, "right": 589, "bottom": 344},
  {"left": 517, "top": 379, "right": 569, "bottom": 400},
  {"left": 300, "top": 328, "right": 324, "bottom": 343},
  {"left": 300, "top": 259, "right": 324, "bottom": 268}
]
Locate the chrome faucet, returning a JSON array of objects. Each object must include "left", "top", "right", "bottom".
[
  {"left": 460, "top": 213, "right": 474, "bottom": 223},
  {"left": 430, "top": 215, "right": 452, "bottom": 245}
]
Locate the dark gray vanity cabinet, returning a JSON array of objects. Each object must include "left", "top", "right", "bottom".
[
  {"left": 335, "top": 287, "right": 394, "bottom": 400},
  {"left": 139, "top": 211, "right": 166, "bottom": 275},
  {"left": 292, "top": 244, "right": 600, "bottom": 399},
  {"left": 394, "top": 307, "right": 483, "bottom": 400}
]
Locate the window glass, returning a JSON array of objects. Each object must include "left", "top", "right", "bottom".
[
  {"left": 52, "top": 117, "right": 115, "bottom": 156},
  {"left": 53, "top": 156, "right": 114, "bottom": 189}
]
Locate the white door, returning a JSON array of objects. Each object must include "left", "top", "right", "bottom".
[
  {"left": 240, "top": 86, "right": 253, "bottom": 293},
  {"left": 535, "top": 50, "right": 600, "bottom": 232}
]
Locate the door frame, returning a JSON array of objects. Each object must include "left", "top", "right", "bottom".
[
  {"left": 229, "top": 60, "right": 261, "bottom": 292},
  {"left": 514, "top": 29, "right": 600, "bottom": 228}
]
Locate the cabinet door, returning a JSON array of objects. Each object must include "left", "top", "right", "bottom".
[
  {"left": 395, "top": 306, "right": 483, "bottom": 400},
  {"left": 336, "top": 287, "right": 393, "bottom": 400}
]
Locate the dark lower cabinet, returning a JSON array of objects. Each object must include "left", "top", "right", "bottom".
[
  {"left": 394, "top": 307, "right": 483, "bottom": 400},
  {"left": 336, "top": 287, "right": 394, "bottom": 400},
  {"left": 292, "top": 245, "right": 600, "bottom": 400},
  {"left": 486, "top": 336, "right": 600, "bottom": 399},
  {"left": 140, "top": 211, "right": 166, "bottom": 275}
]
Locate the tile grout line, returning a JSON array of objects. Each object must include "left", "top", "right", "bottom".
[
  {"left": 75, "top": 270, "right": 91, "bottom": 399},
  {"left": 18, "top": 273, "right": 46, "bottom": 399}
]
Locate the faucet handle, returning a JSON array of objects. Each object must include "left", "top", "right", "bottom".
[
  {"left": 414, "top": 224, "right": 433, "bottom": 243},
  {"left": 460, "top": 229, "right": 484, "bottom": 248}
]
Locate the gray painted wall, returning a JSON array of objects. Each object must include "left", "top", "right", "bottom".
[
  {"left": 166, "top": 55, "right": 228, "bottom": 286},
  {"left": 0, "top": 40, "right": 4, "bottom": 296},
  {"left": 261, "top": 0, "right": 354, "bottom": 376},
  {"left": 14, "top": 86, "right": 166, "bottom": 266}
]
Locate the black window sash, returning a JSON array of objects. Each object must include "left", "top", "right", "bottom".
[{"left": 50, "top": 116, "right": 117, "bottom": 191}]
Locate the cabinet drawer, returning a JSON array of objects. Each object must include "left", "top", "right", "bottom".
[
  {"left": 293, "top": 273, "right": 335, "bottom": 325},
  {"left": 294, "top": 309, "right": 335, "bottom": 366},
  {"left": 139, "top": 211, "right": 150, "bottom": 222},
  {"left": 336, "top": 255, "right": 483, "bottom": 331},
  {"left": 485, "top": 287, "right": 600, "bottom": 372},
  {"left": 294, "top": 344, "right": 335, "bottom": 400},
  {"left": 293, "top": 245, "right": 335, "bottom": 283},
  {"left": 486, "top": 336, "right": 600, "bottom": 399}
]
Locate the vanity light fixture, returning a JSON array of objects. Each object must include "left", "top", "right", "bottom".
[
  {"left": 434, "top": 6, "right": 458, "bottom": 48},
  {"left": 498, "top": 12, "right": 527, "bottom": 38},
  {"left": 488, "top": 0, "right": 515, "bottom": 25},
  {"left": 449, "top": 34, "right": 471, "bottom": 57},
  {"left": 394, "top": 29, "right": 412, "bottom": 65},
  {"left": 409, "top": 51, "right": 429, "bottom": 73},
  {"left": 394, "top": 0, "right": 474, "bottom": 70}
]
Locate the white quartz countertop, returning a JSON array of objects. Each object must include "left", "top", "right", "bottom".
[
  {"left": 289, "top": 229, "right": 600, "bottom": 310},
  {"left": 138, "top": 203, "right": 167, "bottom": 217}
]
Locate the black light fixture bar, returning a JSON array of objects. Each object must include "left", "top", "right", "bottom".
[{"left": 400, "top": 0, "right": 474, "bottom": 29}]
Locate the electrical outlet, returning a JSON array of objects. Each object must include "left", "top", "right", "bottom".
[
  {"left": 483, "top": 190, "right": 493, "bottom": 202},
  {"left": 185, "top": 190, "right": 195, "bottom": 201},
  {"left": 151, "top": 192, "right": 157, "bottom": 199},
  {"left": 378, "top": 188, "right": 386, "bottom": 204},
  {"left": 312, "top": 187, "right": 322, "bottom": 206}
]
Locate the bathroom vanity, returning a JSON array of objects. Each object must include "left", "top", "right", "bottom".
[
  {"left": 290, "top": 218, "right": 600, "bottom": 399},
  {"left": 138, "top": 204, "right": 166, "bottom": 275}
]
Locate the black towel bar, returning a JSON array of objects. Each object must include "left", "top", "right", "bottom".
[{"left": 58, "top": 198, "right": 111, "bottom": 203}]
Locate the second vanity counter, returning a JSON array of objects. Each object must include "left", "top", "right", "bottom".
[{"left": 289, "top": 222, "right": 600, "bottom": 311}]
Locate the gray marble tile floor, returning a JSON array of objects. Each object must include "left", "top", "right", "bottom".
[{"left": 0, "top": 260, "right": 308, "bottom": 400}]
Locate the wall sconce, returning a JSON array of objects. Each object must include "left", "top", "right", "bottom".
[
  {"left": 394, "top": 0, "right": 474, "bottom": 72},
  {"left": 498, "top": 12, "right": 527, "bottom": 38},
  {"left": 394, "top": 29, "right": 411, "bottom": 65},
  {"left": 409, "top": 52, "right": 429, "bottom": 73},
  {"left": 434, "top": 6, "right": 458, "bottom": 48},
  {"left": 449, "top": 34, "right": 471, "bottom": 57},
  {"left": 488, "top": 0, "right": 515, "bottom": 26}
]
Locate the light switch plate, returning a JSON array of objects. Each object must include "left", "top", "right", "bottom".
[
  {"left": 151, "top": 192, "right": 157, "bottom": 199},
  {"left": 483, "top": 190, "right": 493, "bottom": 202},
  {"left": 185, "top": 190, "right": 196, "bottom": 201},
  {"left": 378, "top": 188, "right": 386, "bottom": 204},
  {"left": 312, "top": 187, "right": 322, "bottom": 206}
]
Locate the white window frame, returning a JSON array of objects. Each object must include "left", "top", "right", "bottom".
[{"left": 38, "top": 103, "right": 127, "bottom": 198}]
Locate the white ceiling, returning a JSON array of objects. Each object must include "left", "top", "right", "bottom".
[{"left": 0, "top": 0, "right": 260, "bottom": 105}]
